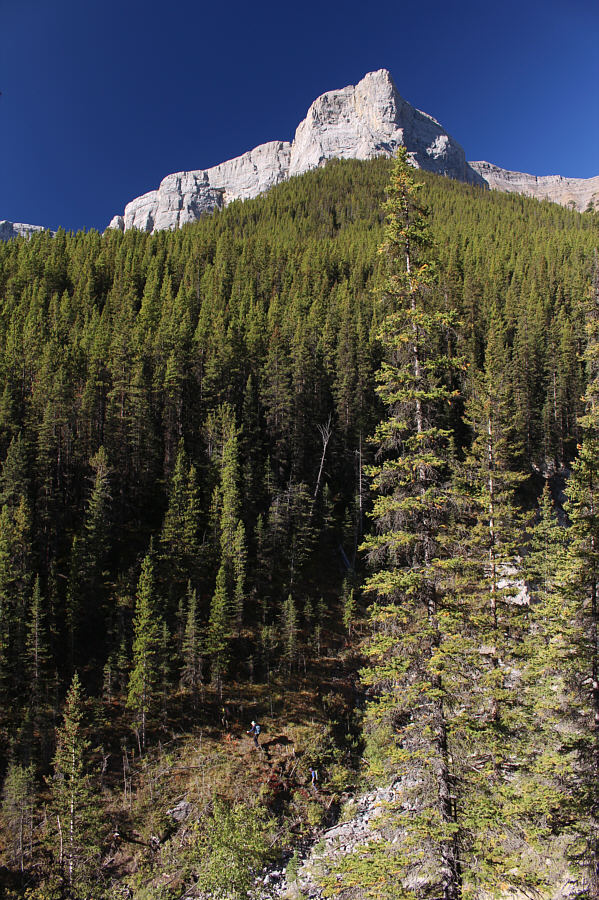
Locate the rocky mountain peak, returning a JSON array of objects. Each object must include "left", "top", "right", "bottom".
[{"left": 108, "top": 70, "right": 485, "bottom": 234}]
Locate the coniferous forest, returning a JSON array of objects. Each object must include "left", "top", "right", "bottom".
[{"left": 0, "top": 154, "right": 598, "bottom": 898}]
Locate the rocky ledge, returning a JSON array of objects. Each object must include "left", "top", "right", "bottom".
[{"left": 254, "top": 782, "right": 400, "bottom": 899}]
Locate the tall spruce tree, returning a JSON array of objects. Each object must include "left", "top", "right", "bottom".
[
  {"left": 441, "top": 308, "right": 553, "bottom": 891},
  {"left": 2, "top": 761, "right": 35, "bottom": 874},
  {"left": 360, "top": 148, "right": 463, "bottom": 898},
  {"left": 66, "top": 446, "right": 111, "bottom": 669},
  {"left": 0, "top": 496, "right": 32, "bottom": 715},
  {"left": 127, "top": 550, "right": 163, "bottom": 751},
  {"left": 519, "top": 484, "right": 580, "bottom": 872},
  {"left": 25, "top": 575, "right": 53, "bottom": 758},
  {"left": 207, "top": 563, "right": 231, "bottom": 698},
  {"left": 559, "top": 258, "right": 599, "bottom": 889},
  {"left": 181, "top": 582, "right": 203, "bottom": 707},
  {"left": 49, "top": 673, "right": 103, "bottom": 896},
  {"left": 459, "top": 302, "right": 527, "bottom": 723}
]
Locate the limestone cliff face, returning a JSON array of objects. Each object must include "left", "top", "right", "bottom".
[
  {"left": 108, "top": 69, "right": 484, "bottom": 234},
  {"left": 470, "top": 161, "right": 599, "bottom": 212},
  {"left": 287, "top": 69, "right": 481, "bottom": 184},
  {"left": 0, "top": 220, "right": 49, "bottom": 241}
]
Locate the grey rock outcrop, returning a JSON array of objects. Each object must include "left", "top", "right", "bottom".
[
  {"left": 0, "top": 220, "right": 49, "bottom": 241},
  {"left": 166, "top": 800, "right": 191, "bottom": 823},
  {"left": 259, "top": 777, "right": 583, "bottom": 899},
  {"left": 108, "top": 178, "right": 225, "bottom": 233},
  {"left": 259, "top": 780, "right": 414, "bottom": 899},
  {"left": 470, "top": 161, "right": 599, "bottom": 212},
  {"left": 108, "top": 69, "right": 485, "bottom": 234}
]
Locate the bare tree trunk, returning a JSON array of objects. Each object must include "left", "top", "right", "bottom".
[
  {"left": 57, "top": 813, "right": 63, "bottom": 868},
  {"left": 353, "top": 432, "right": 364, "bottom": 566},
  {"left": 122, "top": 746, "right": 129, "bottom": 803},
  {"left": 68, "top": 748, "right": 75, "bottom": 888},
  {"left": 313, "top": 416, "right": 333, "bottom": 502},
  {"left": 428, "top": 584, "right": 462, "bottom": 900},
  {"left": 487, "top": 413, "right": 500, "bottom": 722},
  {"left": 18, "top": 809, "right": 23, "bottom": 872}
]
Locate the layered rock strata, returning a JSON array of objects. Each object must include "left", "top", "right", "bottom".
[
  {"left": 108, "top": 69, "right": 485, "bottom": 233},
  {"left": 470, "top": 161, "right": 599, "bottom": 212}
]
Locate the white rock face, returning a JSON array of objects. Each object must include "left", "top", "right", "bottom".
[
  {"left": 208, "top": 140, "right": 292, "bottom": 204},
  {"left": 289, "top": 69, "right": 480, "bottom": 184},
  {"left": 117, "top": 179, "right": 224, "bottom": 233},
  {"left": 0, "top": 220, "right": 49, "bottom": 241},
  {"left": 470, "top": 161, "right": 599, "bottom": 212},
  {"left": 109, "top": 140, "right": 294, "bottom": 234},
  {"left": 108, "top": 70, "right": 484, "bottom": 234}
]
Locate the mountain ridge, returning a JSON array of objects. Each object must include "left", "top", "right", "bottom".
[
  {"left": 106, "top": 69, "right": 485, "bottom": 234},
  {"left": 469, "top": 160, "right": 599, "bottom": 211},
  {"left": 2, "top": 70, "right": 597, "bottom": 239}
]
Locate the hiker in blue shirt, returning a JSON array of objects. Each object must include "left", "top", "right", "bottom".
[{"left": 247, "top": 720, "right": 261, "bottom": 748}]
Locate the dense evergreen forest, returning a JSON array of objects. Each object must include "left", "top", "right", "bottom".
[{"left": 0, "top": 154, "right": 597, "bottom": 898}]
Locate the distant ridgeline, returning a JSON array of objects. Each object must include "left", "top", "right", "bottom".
[
  {"left": 0, "top": 157, "right": 596, "bottom": 895},
  {"left": 0, "top": 220, "right": 52, "bottom": 241},
  {"left": 104, "top": 68, "right": 598, "bottom": 235},
  {"left": 2, "top": 70, "right": 597, "bottom": 242},
  {"left": 106, "top": 69, "right": 484, "bottom": 234}
]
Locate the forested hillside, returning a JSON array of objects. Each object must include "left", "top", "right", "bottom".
[{"left": 0, "top": 156, "right": 597, "bottom": 898}]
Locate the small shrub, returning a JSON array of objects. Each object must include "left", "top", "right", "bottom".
[
  {"left": 324, "top": 762, "right": 354, "bottom": 792},
  {"left": 338, "top": 798, "right": 357, "bottom": 823},
  {"left": 285, "top": 850, "right": 301, "bottom": 883},
  {"left": 307, "top": 801, "right": 324, "bottom": 827},
  {"left": 190, "top": 799, "right": 274, "bottom": 898}
]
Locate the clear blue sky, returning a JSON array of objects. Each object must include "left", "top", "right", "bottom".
[{"left": 1, "top": 0, "right": 597, "bottom": 232}]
